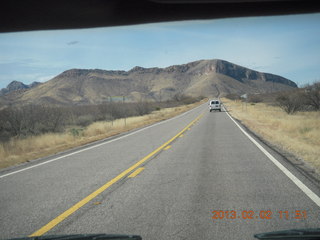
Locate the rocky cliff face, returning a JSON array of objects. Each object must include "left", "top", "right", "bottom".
[
  {"left": 0, "top": 59, "right": 297, "bottom": 105},
  {"left": 214, "top": 60, "right": 297, "bottom": 87}
]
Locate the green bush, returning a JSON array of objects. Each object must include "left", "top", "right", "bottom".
[{"left": 76, "top": 115, "right": 94, "bottom": 126}]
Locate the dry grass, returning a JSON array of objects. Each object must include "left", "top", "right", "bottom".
[
  {"left": 222, "top": 98, "right": 320, "bottom": 173},
  {"left": 0, "top": 100, "right": 205, "bottom": 169}
]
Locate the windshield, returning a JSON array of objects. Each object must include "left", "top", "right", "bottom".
[{"left": 0, "top": 11, "right": 319, "bottom": 240}]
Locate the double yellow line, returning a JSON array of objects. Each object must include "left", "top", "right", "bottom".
[{"left": 30, "top": 113, "right": 203, "bottom": 236}]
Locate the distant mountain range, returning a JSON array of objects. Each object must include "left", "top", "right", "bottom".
[
  {"left": 0, "top": 81, "right": 41, "bottom": 96},
  {"left": 0, "top": 59, "right": 297, "bottom": 106}
]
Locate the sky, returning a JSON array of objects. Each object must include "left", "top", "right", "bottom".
[{"left": 0, "top": 13, "right": 320, "bottom": 89}]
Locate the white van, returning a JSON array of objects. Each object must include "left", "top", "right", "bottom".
[{"left": 209, "top": 99, "right": 222, "bottom": 112}]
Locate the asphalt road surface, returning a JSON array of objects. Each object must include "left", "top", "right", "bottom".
[{"left": 1, "top": 103, "right": 320, "bottom": 240}]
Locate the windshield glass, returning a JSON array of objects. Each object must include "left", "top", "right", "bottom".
[{"left": 0, "top": 12, "right": 319, "bottom": 240}]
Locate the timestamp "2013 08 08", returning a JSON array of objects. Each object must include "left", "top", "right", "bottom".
[{"left": 212, "top": 210, "right": 307, "bottom": 220}]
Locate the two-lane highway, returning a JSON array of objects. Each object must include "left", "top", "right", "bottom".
[{"left": 0, "top": 103, "right": 319, "bottom": 240}]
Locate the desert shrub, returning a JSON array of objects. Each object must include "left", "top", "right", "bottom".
[
  {"left": 76, "top": 115, "right": 95, "bottom": 126},
  {"left": 225, "top": 93, "right": 241, "bottom": 100},
  {"left": 276, "top": 91, "right": 305, "bottom": 114},
  {"left": 173, "top": 92, "right": 183, "bottom": 102},
  {"left": 0, "top": 105, "right": 67, "bottom": 140},
  {"left": 304, "top": 82, "right": 320, "bottom": 111},
  {"left": 170, "top": 94, "right": 204, "bottom": 105},
  {"left": 70, "top": 128, "right": 84, "bottom": 137},
  {"left": 0, "top": 96, "right": 202, "bottom": 142},
  {"left": 180, "top": 95, "right": 196, "bottom": 104},
  {"left": 108, "top": 103, "right": 129, "bottom": 118},
  {"left": 248, "top": 94, "right": 262, "bottom": 103},
  {"left": 135, "top": 102, "right": 152, "bottom": 116}
]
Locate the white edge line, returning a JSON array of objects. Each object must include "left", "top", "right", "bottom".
[
  {"left": 224, "top": 108, "right": 320, "bottom": 207},
  {"left": 0, "top": 103, "right": 205, "bottom": 179}
]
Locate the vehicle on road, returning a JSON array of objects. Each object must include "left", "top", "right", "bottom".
[{"left": 209, "top": 99, "right": 222, "bottom": 112}]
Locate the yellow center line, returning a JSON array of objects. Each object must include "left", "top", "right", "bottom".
[
  {"left": 179, "top": 134, "right": 184, "bottom": 138},
  {"left": 128, "top": 167, "right": 145, "bottom": 178},
  {"left": 29, "top": 113, "right": 204, "bottom": 237},
  {"left": 164, "top": 145, "right": 172, "bottom": 150}
]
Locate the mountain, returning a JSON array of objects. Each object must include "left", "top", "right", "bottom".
[
  {"left": 0, "top": 59, "right": 297, "bottom": 106},
  {"left": 0, "top": 81, "right": 41, "bottom": 96}
]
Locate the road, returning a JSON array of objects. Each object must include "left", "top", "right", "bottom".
[{"left": 1, "top": 103, "right": 319, "bottom": 240}]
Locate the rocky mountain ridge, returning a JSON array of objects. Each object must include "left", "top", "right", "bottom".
[
  {"left": 0, "top": 59, "right": 297, "bottom": 106},
  {"left": 0, "top": 81, "right": 41, "bottom": 96}
]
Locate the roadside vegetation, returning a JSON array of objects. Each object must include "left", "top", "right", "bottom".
[
  {"left": 223, "top": 81, "right": 320, "bottom": 174},
  {"left": 0, "top": 96, "right": 205, "bottom": 169}
]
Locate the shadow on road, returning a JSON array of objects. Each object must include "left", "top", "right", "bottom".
[{"left": 208, "top": 109, "right": 229, "bottom": 113}]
